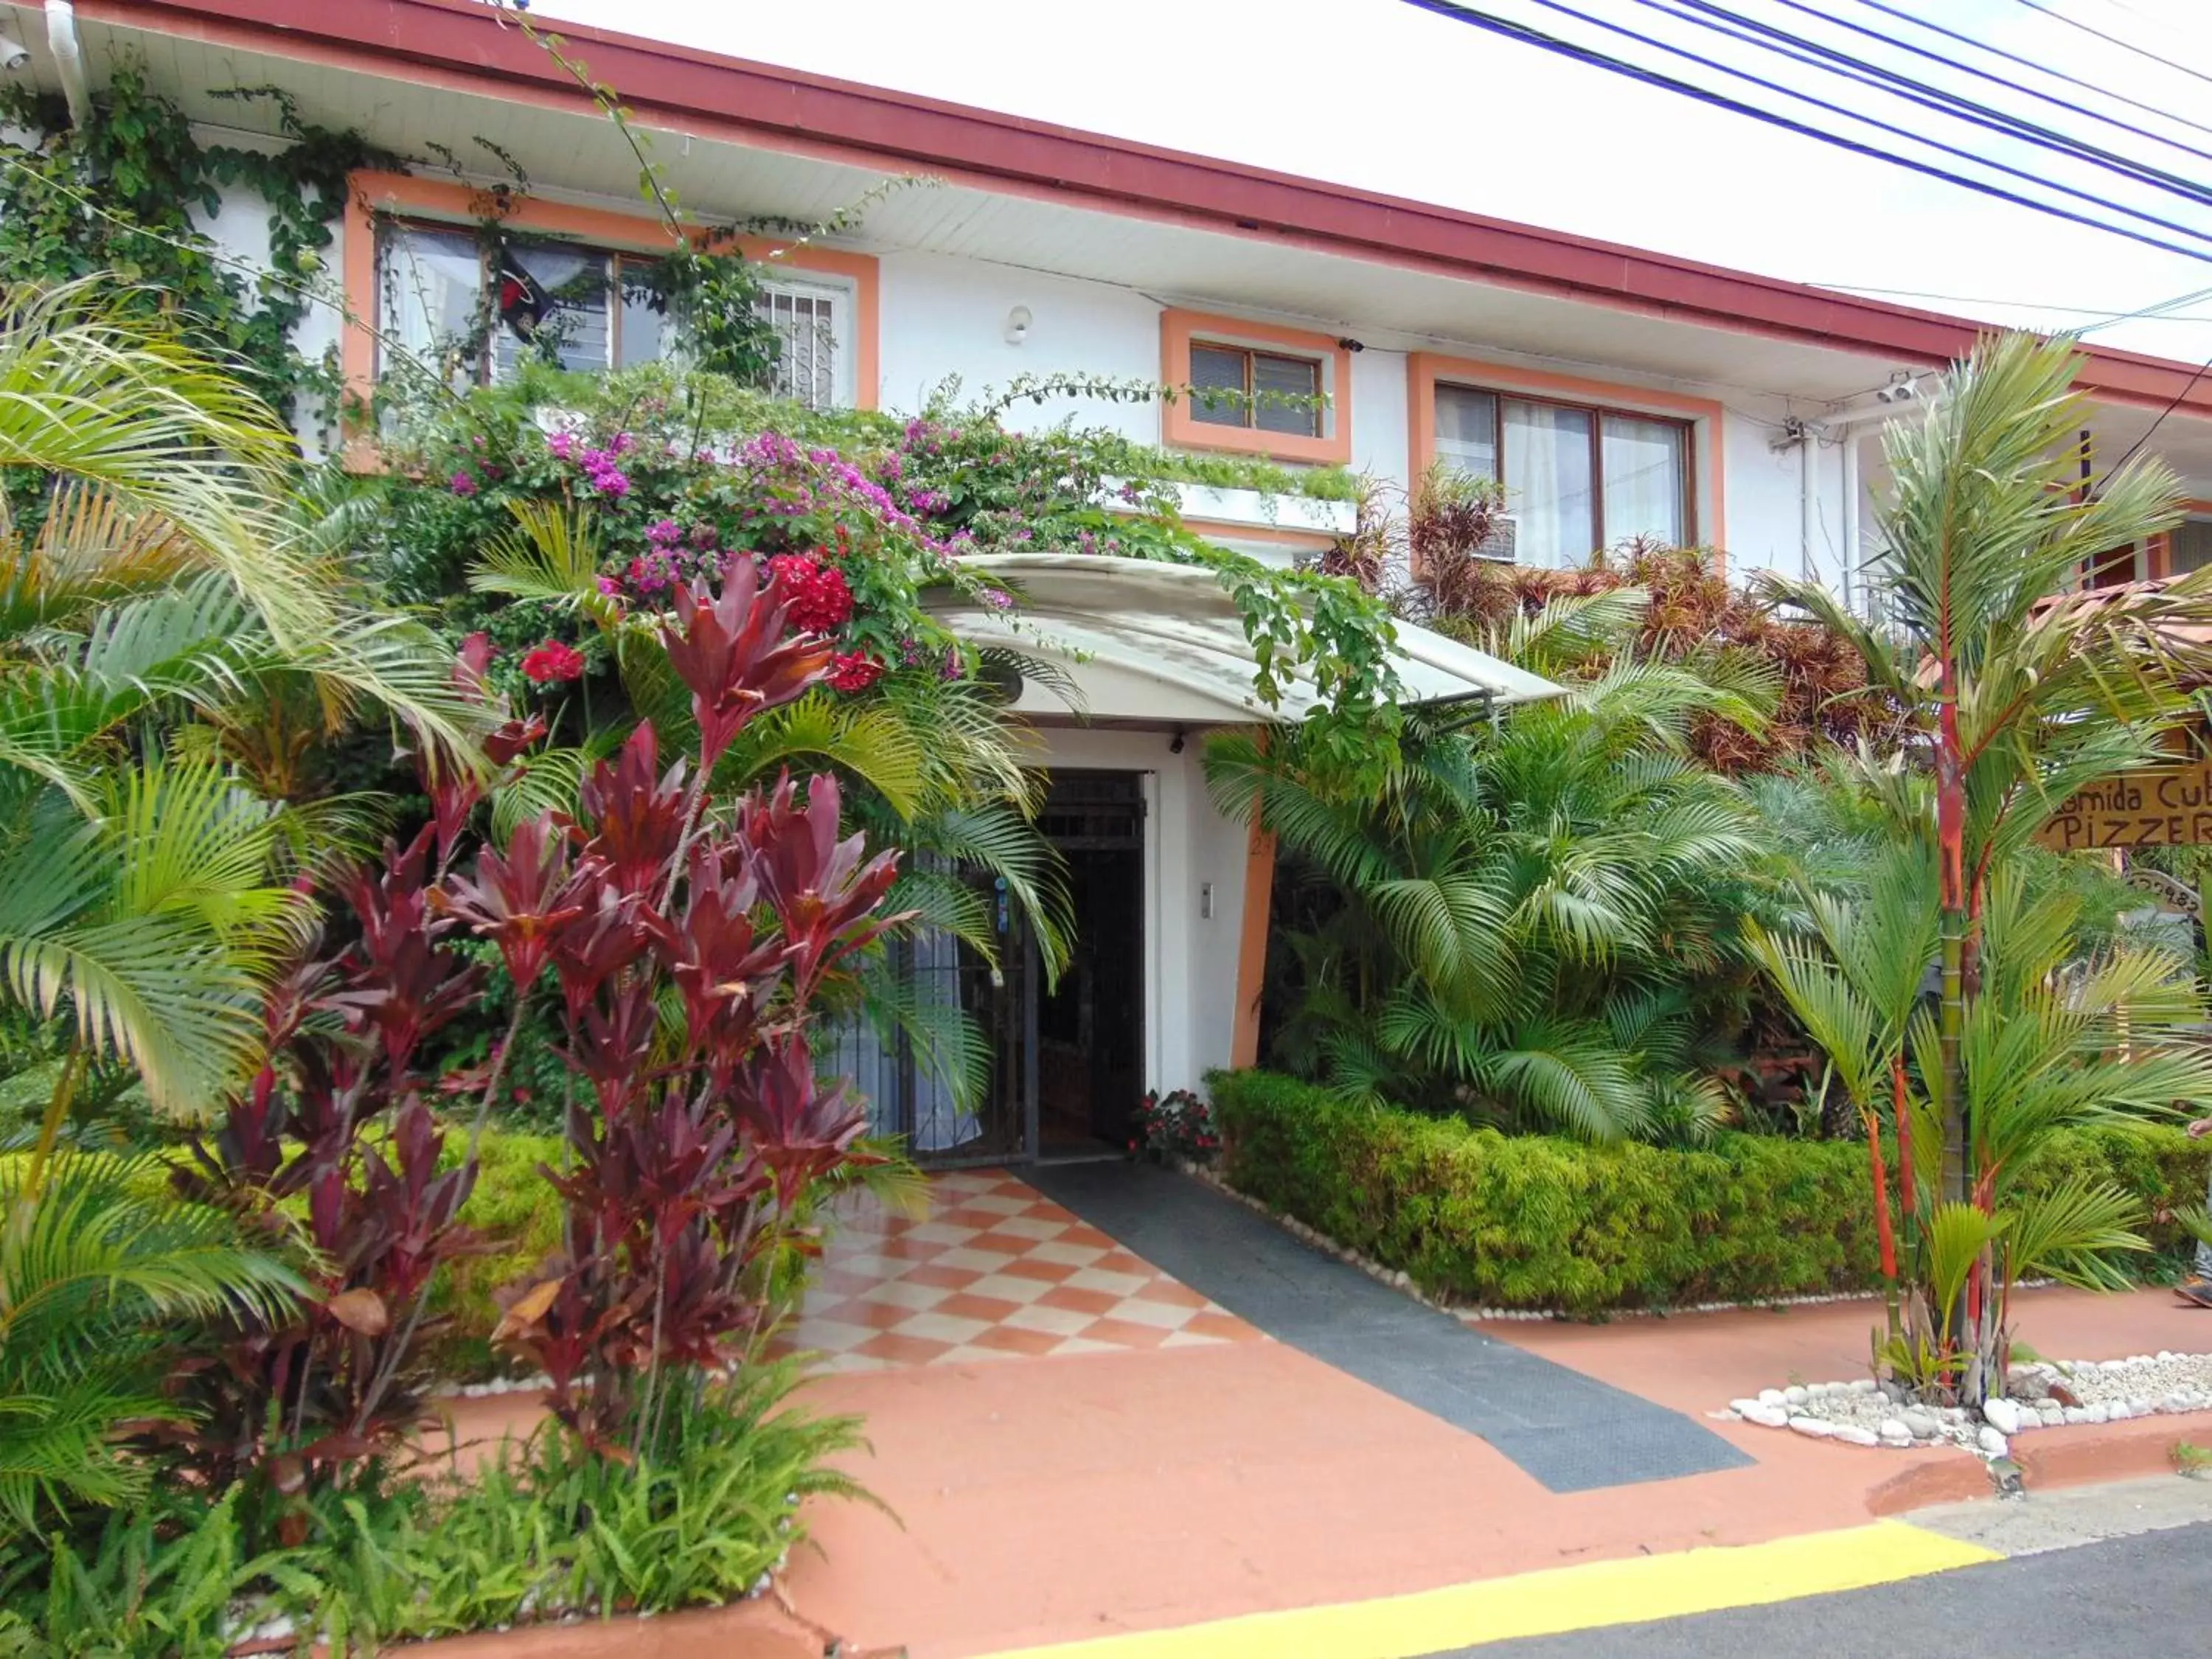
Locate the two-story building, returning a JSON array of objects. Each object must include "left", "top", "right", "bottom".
[{"left": 18, "top": 0, "right": 2212, "bottom": 1162}]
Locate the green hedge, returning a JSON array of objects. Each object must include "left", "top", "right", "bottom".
[{"left": 1206, "top": 1069, "right": 2212, "bottom": 1315}]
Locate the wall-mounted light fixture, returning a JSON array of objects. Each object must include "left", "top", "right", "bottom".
[
  {"left": 1004, "top": 305, "right": 1033, "bottom": 347},
  {"left": 1167, "top": 728, "right": 1186, "bottom": 754}
]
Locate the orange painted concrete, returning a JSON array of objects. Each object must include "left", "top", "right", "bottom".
[
  {"left": 410, "top": 1286, "right": 2212, "bottom": 1658},
  {"left": 785, "top": 1343, "right": 1905, "bottom": 1656}
]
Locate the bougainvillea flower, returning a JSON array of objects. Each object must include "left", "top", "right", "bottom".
[
  {"left": 521, "top": 639, "right": 587, "bottom": 684},
  {"left": 826, "top": 650, "right": 883, "bottom": 694}
]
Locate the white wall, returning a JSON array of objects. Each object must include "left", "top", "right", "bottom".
[
  {"left": 190, "top": 173, "right": 348, "bottom": 454},
  {"left": 877, "top": 248, "right": 1162, "bottom": 442}
]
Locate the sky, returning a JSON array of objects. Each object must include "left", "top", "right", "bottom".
[{"left": 524, "top": 0, "right": 2212, "bottom": 367}]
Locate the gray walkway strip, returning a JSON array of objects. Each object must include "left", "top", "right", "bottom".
[{"left": 1022, "top": 1161, "right": 1752, "bottom": 1494}]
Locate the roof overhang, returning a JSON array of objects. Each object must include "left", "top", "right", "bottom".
[
  {"left": 922, "top": 554, "right": 1560, "bottom": 726},
  {"left": 40, "top": 0, "right": 2212, "bottom": 423}
]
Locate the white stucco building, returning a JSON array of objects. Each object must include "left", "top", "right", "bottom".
[{"left": 16, "top": 0, "right": 2212, "bottom": 1161}]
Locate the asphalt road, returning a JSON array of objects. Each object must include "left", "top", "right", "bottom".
[{"left": 1434, "top": 1518, "right": 2209, "bottom": 1658}]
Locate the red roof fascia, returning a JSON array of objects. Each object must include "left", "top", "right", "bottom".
[{"left": 65, "top": 0, "right": 2212, "bottom": 420}]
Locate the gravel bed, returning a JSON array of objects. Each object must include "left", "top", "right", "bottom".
[{"left": 1722, "top": 1350, "right": 2212, "bottom": 1458}]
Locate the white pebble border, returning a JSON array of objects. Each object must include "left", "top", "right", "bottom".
[
  {"left": 1720, "top": 1352, "right": 2212, "bottom": 1460},
  {"left": 1183, "top": 1161, "right": 1934, "bottom": 1323}
]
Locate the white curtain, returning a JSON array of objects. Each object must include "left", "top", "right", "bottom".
[
  {"left": 1504, "top": 400, "right": 1594, "bottom": 567},
  {"left": 1435, "top": 385, "right": 1498, "bottom": 478},
  {"left": 907, "top": 928, "right": 979, "bottom": 1154},
  {"left": 378, "top": 224, "right": 481, "bottom": 389},
  {"left": 1600, "top": 414, "right": 1688, "bottom": 546}
]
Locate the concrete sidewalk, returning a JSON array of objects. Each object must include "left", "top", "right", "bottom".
[
  {"left": 425, "top": 1170, "right": 2212, "bottom": 1659},
  {"left": 780, "top": 1175, "right": 2212, "bottom": 1657}
]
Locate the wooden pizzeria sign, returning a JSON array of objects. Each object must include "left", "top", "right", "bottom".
[{"left": 2038, "top": 736, "right": 2212, "bottom": 851}]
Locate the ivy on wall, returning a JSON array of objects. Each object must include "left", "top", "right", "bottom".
[{"left": 0, "top": 71, "right": 385, "bottom": 431}]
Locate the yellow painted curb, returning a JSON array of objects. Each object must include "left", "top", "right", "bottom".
[{"left": 978, "top": 1521, "right": 2001, "bottom": 1659}]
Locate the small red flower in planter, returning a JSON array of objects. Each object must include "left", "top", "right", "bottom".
[
  {"left": 827, "top": 650, "right": 884, "bottom": 693},
  {"left": 521, "top": 639, "right": 586, "bottom": 684}
]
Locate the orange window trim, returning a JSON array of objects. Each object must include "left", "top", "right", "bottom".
[
  {"left": 1405, "top": 350, "right": 1725, "bottom": 577},
  {"left": 1160, "top": 308, "right": 1352, "bottom": 467},
  {"left": 2146, "top": 498, "right": 2212, "bottom": 580},
  {"left": 340, "top": 168, "right": 881, "bottom": 434}
]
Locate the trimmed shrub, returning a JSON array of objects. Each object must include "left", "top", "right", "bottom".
[{"left": 1207, "top": 1069, "right": 2212, "bottom": 1315}]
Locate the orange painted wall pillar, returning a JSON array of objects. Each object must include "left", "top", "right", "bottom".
[{"left": 1230, "top": 817, "right": 1276, "bottom": 1070}]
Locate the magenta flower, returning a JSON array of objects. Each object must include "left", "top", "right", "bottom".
[{"left": 449, "top": 470, "right": 478, "bottom": 497}]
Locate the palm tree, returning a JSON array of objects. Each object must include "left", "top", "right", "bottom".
[
  {"left": 0, "top": 1151, "right": 302, "bottom": 1533},
  {"left": 1762, "top": 330, "right": 2212, "bottom": 1400},
  {"left": 1208, "top": 588, "right": 1773, "bottom": 1142},
  {"left": 0, "top": 279, "right": 491, "bottom": 1144}
]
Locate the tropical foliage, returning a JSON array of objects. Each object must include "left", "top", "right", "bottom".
[
  {"left": 1758, "top": 332, "right": 2212, "bottom": 1402},
  {"left": 1211, "top": 584, "right": 1775, "bottom": 1144}
]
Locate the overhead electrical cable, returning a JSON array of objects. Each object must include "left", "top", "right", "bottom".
[
  {"left": 1652, "top": 0, "right": 2212, "bottom": 196},
  {"left": 2009, "top": 0, "right": 2212, "bottom": 91},
  {"left": 1845, "top": 0, "right": 2212, "bottom": 153},
  {"left": 1808, "top": 284, "right": 2212, "bottom": 323},
  {"left": 1398, "top": 0, "right": 2212, "bottom": 264}
]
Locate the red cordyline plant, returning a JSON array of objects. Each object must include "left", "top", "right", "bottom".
[
  {"left": 468, "top": 557, "right": 906, "bottom": 1454},
  {"left": 168, "top": 640, "right": 535, "bottom": 1535},
  {"left": 171, "top": 561, "right": 902, "bottom": 1524}
]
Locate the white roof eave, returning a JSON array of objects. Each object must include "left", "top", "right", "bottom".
[{"left": 923, "top": 553, "right": 1562, "bottom": 726}]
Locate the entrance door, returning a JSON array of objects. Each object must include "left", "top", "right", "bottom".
[
  {"left": 843, "top": 768, "right": 1147, "bottom": 1166},
  {"left": 1034, "top": 772, "right": 1147, "bottom": 1160}
]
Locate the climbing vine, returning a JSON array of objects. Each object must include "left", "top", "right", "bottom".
[{"left": 0, "top": 68, "right": 386, "bottom": 430}]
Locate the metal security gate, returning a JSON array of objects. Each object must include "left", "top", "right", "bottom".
[{"left": 825, "top": 771, "right": 1145, "bottom": 1166}]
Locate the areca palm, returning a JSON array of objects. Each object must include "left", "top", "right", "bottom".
[
  {"left": 0, "top": 1151, "right": 302, "bottom": 1533},
  {"left": 1209, "top": 587, "right": 1771, "bottom": 1142},
  {"left": 0, "top": 280, "right": 489, "bottom": 1133}
]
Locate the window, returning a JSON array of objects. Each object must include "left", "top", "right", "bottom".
[
  {"left": 756, "top": 276, "right": 852, "bottom": 411},
  {"left": 1433, "top": 383, "right": 1691, "bottom": 567},
  {"left": 376, "top": 220, "right": 664, "bottom": 386},
  {"left": 2171, "top": 517, "right": 2212, "bottom": 576},
  {"left": 1188, "top": 342, "right": 1323, "bottom": 438}
]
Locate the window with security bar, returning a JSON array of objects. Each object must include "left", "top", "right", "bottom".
[
  {"left": 755, "top": 279, "right": 848, "bottom": 410},
  {"left": 1187, "top": 341, "right": 1324, "bottom": 438}
]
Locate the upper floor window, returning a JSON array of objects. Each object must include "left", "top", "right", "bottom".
[
  {"left": 375, "top": 220, "right": 855, "bottom": 408},
  {"left": 756, "top": 274, "right": 854, "bottom": 411},
  {"left": 377, "top": 222, "right": 664, "bottom": 386},
  {"left": 1188, "top": 342, "right": 1323, "bottom": 439},
  {"left": 1434, "top": 383, "right": 1690, "bottom": 566}
]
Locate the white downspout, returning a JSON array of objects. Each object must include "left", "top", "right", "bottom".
[
  {"left": 1798, "top": 421, "right": 1815, "bottom": 582},
  {"left": 1840, "top": 430, "right": 1861, "bottom": 613},
  {"left": 46, "top": 1, "right": 91, "bottom": 132}
]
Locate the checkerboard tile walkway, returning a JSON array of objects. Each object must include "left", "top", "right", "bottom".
[{"left": 778, "top": 1168, "right": 1261, "bottom": 1372}]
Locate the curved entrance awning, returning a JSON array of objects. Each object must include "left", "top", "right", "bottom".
[{"left": 922, "top": 554, "right": 1562, "bottom": 724}]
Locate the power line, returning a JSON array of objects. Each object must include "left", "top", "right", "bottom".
[
  {"left": 2009, "top": 0, "right": 2212, "bottom": 90},
  {"left": 1846, "top": 0, "right": 2212, "bottom": 154},
  {"left": 1402, "top": 0, "right": 2212, "bottom": 265},
  {"left": 1809, "top": 284, "right": 2212, "bottom": 322},
  {"left": 1635, "top": 0, "right": 2212, "bottom": 217}
]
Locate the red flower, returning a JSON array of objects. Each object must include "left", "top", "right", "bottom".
[
  {"left": 521, "top": 639, "right": 586, "bottom": 684},
  {"left": 763, "top": 554, "right": 856, "bottom": 636},
  {"left": 827, "top": 650, "right": 884, "bottom": 693}
]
